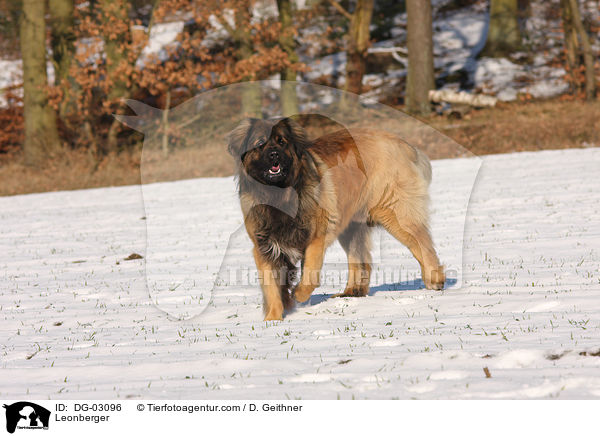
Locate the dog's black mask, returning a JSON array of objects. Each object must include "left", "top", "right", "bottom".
[{"left": 228, "top": 118, "right": 310, "bottom": 188}]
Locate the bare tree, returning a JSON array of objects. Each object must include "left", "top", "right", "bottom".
[
  {"left": 561, "top": 0, "right": 579, "bottom": 93},
  {"left": 481, "top": 0, "right": 522, "bottom": 57},
  {"left": 103, "top": 0, "right": 135, "bottom": 151},
  {"left": 49, "top": 0, "right": 74, "bottom": 85},
  {"left": 277, "top": 0, "right": 299, "bottom": 116},
  {"left": 406, "top": 0, "right": 435, "bottom": 116},
  {"left": 345, "top": 0, "right": 373, "bottom": 96},
  {"left": 20, "top": 0, "right": 61, "bottom": 166},
  {"left": 561, "top": 0, "right": 596, "bottom": 100},
  {"left": 327, "top": 0, "right": 374, "bottom": 96},
  {"left": 49, "top": 0, "right": 75, "bottom": 118},
  {"left": 215, "top": 1, "right": 262, "bottom": 117}
]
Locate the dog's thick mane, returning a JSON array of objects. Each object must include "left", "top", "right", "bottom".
[
  {"left": 239, "top": 141, "right": 321, "bottom": 223},
  {"left": 233, "top": 117, "right": 322, "bottom": 220},
  {"left": 232, "top": 119, "right": 325, "bottom": 267}
]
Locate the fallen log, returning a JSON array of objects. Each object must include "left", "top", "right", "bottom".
[{"left": 429, "top": 89, "right": 497, "bottom": 107}]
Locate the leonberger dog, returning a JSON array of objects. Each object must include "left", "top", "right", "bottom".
[{"left": 228, "top": 117, "right": 445, "bottom": 321}]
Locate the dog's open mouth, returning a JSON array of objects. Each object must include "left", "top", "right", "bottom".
[{"left": 268, "top": 164, "right": 281, "bottom": 175}]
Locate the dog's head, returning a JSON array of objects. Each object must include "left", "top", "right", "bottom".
[{"left": 228, "top": 117, "right": 310, "bottom": 188}]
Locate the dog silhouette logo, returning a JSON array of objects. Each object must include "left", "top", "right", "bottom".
[{"left": 3, "top": 402, "right": 50, "bottom": 433}]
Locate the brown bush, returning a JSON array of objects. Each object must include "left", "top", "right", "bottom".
[{"left": 0, "top": 89, "right": 24, "bottom": 155}]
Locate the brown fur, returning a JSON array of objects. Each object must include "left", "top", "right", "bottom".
[{"left": 228, "top": 117, "right": 444, "bottom": 321}]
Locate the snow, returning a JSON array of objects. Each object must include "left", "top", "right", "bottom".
[
  {"left": 0, "top": 60, "right": 21, "bottom": 90},
  {"left": 0, "top": 60, "right": 21, "bottom": 108},
  {"left": 303, "top": 52, "right": 347, "bottom": 82},
  {"left": 141, "top": 22, "right": 185, "bottom": 61},
  {"left": 434, "top": 7, "right": 488, "bottom": 71},
  {"left": 2, "top": 1, "right": 596, "bottom": 107},
  {"left": 301, "top": 1, "right": 584, "bottom": 102},
  {"left": 0, "top": 60, "right": 55, "bottom": 108},
  {"left": 474, "top": 57, "right": 569, "bottom": 101},
  {"left": 2, "top": 147, "right": 600, "bottom": 399}
]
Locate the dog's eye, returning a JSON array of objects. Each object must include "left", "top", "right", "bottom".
[{"left": 277, "top": 136, "right": 285, "bottom": 145}]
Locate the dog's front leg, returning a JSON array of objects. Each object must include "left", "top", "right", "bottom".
[
  {"left": 253, "top": 247, "right": 284, "bottom": 321},
  {"left": 294, "top": 236, "right": 326, "bottom": 303}
]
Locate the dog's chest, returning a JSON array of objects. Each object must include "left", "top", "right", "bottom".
[{"left": 254, "top": 207, "right": 310, "bottom": 265}]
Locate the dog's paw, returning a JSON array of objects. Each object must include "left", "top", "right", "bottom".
[
  {"left": 424, "top": 266, "right": 445, "bottom": 291},
  {"left": 264, "top": 312, "right": 283, "bottom": 321},
  {"left": 281, "top": 290, "right": 296, "bottom": 311},
  {"left": 331, "top": 287, "right": 369, "bottom": 298},
  {"left": 263, "top": 302, "right": 284, "bottom": 321},
  {"left": 293, "top": 285, "right": 313, "bottom": 303}
]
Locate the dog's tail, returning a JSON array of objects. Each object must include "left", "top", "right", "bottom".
[{"left": 414, "top": 147, "right": 432, "bottom": 185}]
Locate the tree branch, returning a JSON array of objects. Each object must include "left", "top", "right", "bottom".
[
  {"left": 147, "top": 0, "right": 162, "bottom": 38},
  {"left": 214, "top": 12, "right": 235, "bottom": 36},
  {"left": 326, "top": 0, "right": 352, "bottom": 20}
]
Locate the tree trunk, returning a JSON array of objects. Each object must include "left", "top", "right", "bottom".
[
  {"left": 560, "top": 0, "right": 580, "bottom": 93},
  {"left": 103, "top": 0, "right": 130, "bottom": 102},
  {"left": 49, "top": 0, "right": 76, "bottom": 118},
  {"left": 49, "top": 0, "right": 74, "bottom": 84},
  {"left": 344, "top": 0, "right": 374, "bottom": 96},
  {"left": 20, "top": 0, "right": 61, "bottom": 166},
  {"left": 215, "top": 2, "right": 262, "bottom": 117},
  {"left": 103, "top": 0, "right": 132, "bottom": 152},
  {"left": 238, "top": 37, "right": 261, "bottom": 117},
  {"left": 235, "top": 6, "right": 262, "bottom": 117},
  {"left": 277, "top": 0, "right": 299, "bottom": 116},
  {"left": 161, "top": 89, "right": 171, "bottom": 157},
  {"left": 568, "top": 0, "right": 596, "bottom": 100},
  {"left": 241, "top": 80, "right": 262, "bottom": 118},
  {"left": 406, "top": 0, "right": 434, "bottom": 116},
  {"left": 481, "top": 0, "right": 522, "bottom": 57}
]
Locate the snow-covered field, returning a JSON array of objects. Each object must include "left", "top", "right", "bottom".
[{"left": 1, "top": 147, "right": 600, "bottom": 399}]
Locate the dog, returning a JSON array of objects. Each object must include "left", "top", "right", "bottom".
[{"left": 228, "top": 117, "right": 445, "bottom": 320}]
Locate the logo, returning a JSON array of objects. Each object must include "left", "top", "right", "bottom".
[{"left": 3, "top": 402, "right": 50, "bottom": 434}]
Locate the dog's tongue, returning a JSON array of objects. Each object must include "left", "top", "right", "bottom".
[{"left": 271, "top": 164, "right": 280, "bottom": 172}]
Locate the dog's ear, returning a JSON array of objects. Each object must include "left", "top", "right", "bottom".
[
  {"left": 279, "top": 117, "right": 311, "bottom": 152},
  {"left": 227, "top": 118, "right": 255, "bottom": 157}
]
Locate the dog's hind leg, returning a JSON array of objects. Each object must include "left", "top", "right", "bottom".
[
  {"left": 371, "top": 207, "right": 445, "bottom": 290},
  {"left": 332, "top": 222, "right": 372, "bottom": 297}
]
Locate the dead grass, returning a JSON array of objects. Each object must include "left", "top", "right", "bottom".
[
  {"left": 140, "top": 144, "right": 234, "bottom": 184},
  {"left": 0, "top": 142, "right": 237, "bottom": 196},
  {"left": 429, "top": 99, "right": 600, "bottom": 156},
  {"left": 0, "top": 148, "right": 142, "bottom": 197},
  {"left": 1, "top": 98, "right": 598, "bottom": 197}
]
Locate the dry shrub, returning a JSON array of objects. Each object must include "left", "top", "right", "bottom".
[
  {"left": 0, "top": 140, "right": 236, "bottom": 196},
  {"left": 141, "top": 143, "right": 235, "bottom": 184},
  {"left": 1, "top": 98, "right": 599, "bottom": 197},
  {"left": 430, "top": 99, "right": 600, "bottom": 156},
  {"left": 0, "top": 90, "right": 24, "bottom": 155},
  {"left": 0, "top": 148, "right": 141, "bottom": 196}
]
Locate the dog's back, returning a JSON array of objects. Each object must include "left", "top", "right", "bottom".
[
  {"left": 311, "top": 128, "right": 431, "bottom": 182},
  {"left": 309, "top": 128, "right": 431, "bottom": 223}
]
